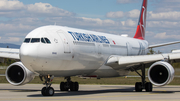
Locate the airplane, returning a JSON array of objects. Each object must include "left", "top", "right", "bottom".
[{"left": 1, "top": 0, "right": 180, "bottom": 96}]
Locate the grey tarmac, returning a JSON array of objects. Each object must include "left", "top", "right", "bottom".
[{"left": 0, "top": 84, "right": 180, "bottom": 101}]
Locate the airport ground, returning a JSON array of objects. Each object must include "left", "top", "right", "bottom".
[
  {"left": 0, "top": 67, "right": 180, "bottom": 100},
  {"left": 0, "top": 84, "right": 180, "bottom": 101}
]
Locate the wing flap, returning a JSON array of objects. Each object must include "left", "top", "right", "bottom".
[{"left": 0, "top": 48, "right": 20, "bottom": 60}]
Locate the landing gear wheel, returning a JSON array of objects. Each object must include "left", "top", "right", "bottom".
[
  {"left": 145, "top": 82, "right": 152, "bottom": 92},
  {"left": 60, "top": 82, "right": 69, "bottom": 91},
  {"left": 135, "top": 82, "right": 142, "bottom": 92},
  {"left": 60, "top": 77, "right": 79, "bottom": 92},
  {"left": 70, "top": 82, "right": 74, "bottom": 91},
  {"left": 46, "top": 87, "right": 54, "bottom": 96},
  {"left": 41, "top": 87, "right": 47, "bottom": 96},
  {"left": 41, "top": 87, "right": 54, "bottom": 96},
  {"left": 133, "top": 64, "right": 153, "bottom": 92},
  {"left": 60, "top": 82, "right": 65, "bottom": 91},
  {"left": 70, "top": 82, "right": 79, "bottom": 91},
  {"left": 74, "top": 82, "right": 79, "bottom": 91},
  {"left": 64, "top": 82, "right": 69, "bottom": 91}
]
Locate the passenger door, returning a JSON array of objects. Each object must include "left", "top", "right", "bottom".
[
  {"left": 57, "top": 30, "right": 71, "bottom": 53},
  {"left": 126, "top": 42, "right": 132, "bottom": 56}
]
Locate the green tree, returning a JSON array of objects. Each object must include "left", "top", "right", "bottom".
[{"left": 147, "top": 48, "right": 156, "bottom": 54}]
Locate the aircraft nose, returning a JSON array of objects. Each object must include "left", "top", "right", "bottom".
[{"left": 20, "top": 44, "right": 38, "bottom": 65}]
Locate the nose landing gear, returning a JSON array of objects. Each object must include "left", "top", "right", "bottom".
[
  {"left": 40, "top": 75, "right": 55, "bottom": 96},
  {"left": 41, "top": 86, "right": 54, "bottom": 96}
]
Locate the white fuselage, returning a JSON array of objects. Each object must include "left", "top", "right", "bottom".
[{"left": 20, "top": 25, "right": 148, "bottom": 77}]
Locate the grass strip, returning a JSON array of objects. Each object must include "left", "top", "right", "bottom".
[{"left": 0, "top": 76, "right": 179, "bottom": 85}]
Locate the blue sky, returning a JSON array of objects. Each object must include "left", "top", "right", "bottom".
[
  {"left": 17, "top": 0, "right": 155, "bottom": 19},
  {"left": 0, "top": 0, "right": 180, "bottom": 52}
]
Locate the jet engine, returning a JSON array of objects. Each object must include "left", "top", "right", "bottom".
[
  {"left": 148, "top": 61, "right": 174, "bottom": 86},
  {"left": 6, "top": 62, "right": 35, "bottom": 86}
]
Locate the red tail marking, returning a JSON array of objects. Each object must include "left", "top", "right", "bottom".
[{"left": 134, "top": 0, "right": 147, "bottom": 40}]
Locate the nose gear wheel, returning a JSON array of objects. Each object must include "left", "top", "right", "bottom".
[{"left": 40, "top": 75, "right": 55, "bottom": 96}]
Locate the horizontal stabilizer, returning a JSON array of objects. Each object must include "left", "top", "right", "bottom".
[{"left": 148, "top": 41, "right": 180, "bottom": 48}]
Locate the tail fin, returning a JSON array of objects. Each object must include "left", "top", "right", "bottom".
[{"left": 133, "top": 0, "right": 148, "bottom": 40}]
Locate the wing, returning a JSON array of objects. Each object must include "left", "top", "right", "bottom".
[
  {"left": 105, "top": 52, "right": 180, "bottom": 70},
  {"left": 0, "top": 48, "right": 20, "bottom": 60}
]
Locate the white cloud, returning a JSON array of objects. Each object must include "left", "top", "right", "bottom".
[
  {"left": 147, "top": 21, "right": 179, "bottom": 28},
  {"left": 0, "top": 0, "right": 25, "bottom": 11},
  {"left": 151, "top": 0, "right": 180, "bottom": 12},
  {"left": 124, "top": 19, "right": 136, "bottom": 27},
  {"left": 0, "top": 37, "right": 21, "bottom": 43},
  {"left": 0, "top": 0, "right": 74, "bottom": 17},
  {"left": 106, "top": 9, "right": 140, "bottom": 19},
  {"left": 27, "top": 2, "right": 74, "bottom": 16},
  {"left": 0, "top": 23, "right": 33, "bottom": 32},
  {"left": 148, "top": 11, "right": 180, "bottom": 20},
  {"left": 121, "top": 21, "right": 125, "bottom": 26},
  {"left": 154, "top": 32, "right": 180, "bottom": 39},
  {"left": 106, "top": 11, "right": 124, "bottom": 18},
  {"left": 74, "top": 17, "right": 119, "bottom": 27},
  {"left": 127, "top": 9, "right": 140, "bottom": 18},
  {"left": 7, "top": 37, "right": 20, "bottom": 42}
]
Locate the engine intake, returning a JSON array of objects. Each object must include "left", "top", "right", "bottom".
[
  {"left": 6, "top": 62, "right": 35, "bottom": 86},
  {"left": 148, "top": 61, "right": 174, "bottom": 86}
]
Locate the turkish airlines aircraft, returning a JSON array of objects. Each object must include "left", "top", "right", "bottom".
[{"left": 1, "top": 0, "right": 180, "bottom": 96}]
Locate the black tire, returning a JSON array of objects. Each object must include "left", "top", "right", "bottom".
[
  {"left": 70, "top": 82, "right": 75, "bottom": 91},
  {"left": 145, "top": 82, "right": 152, "bottom": 92},
  {"left": 41, "top": 87, "right": 47, "bottom": 96},
  {"left": 46, "top": 87, "right": 54, "bottom": 96},
  {"left": 70, "top": 82, "right": 79, "bottom": 91},
  {"left": 64, "top": 82, "right": 69, "bottom": 91},
  {"left": 74, "top": 82, "right": 79, "bottom": 91},
  {"left": 135, "top": 82, "right": 142, "bottom": 92},
  {"left": 60, "top": 82, "right": 69, "bottom": 91},
  {"left": 60, "top": 82, "right": 65, "bottom": 91}
]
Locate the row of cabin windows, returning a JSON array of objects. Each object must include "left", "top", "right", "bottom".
[{"left": 24, "top": 38, "right": 51, "bottom": 44}]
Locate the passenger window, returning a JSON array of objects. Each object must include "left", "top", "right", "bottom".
[
  {"left": 44, "top": 38, "right": 51, "bottom": 44},
  {"left": 31, "top": 38, "right": 40, "bottom": 43},
  {"left": 24, "top": 38, "right": 31, "bottom": 43},
  {"left": 41, "top": 38, "right": 46, "bottom": 43}
]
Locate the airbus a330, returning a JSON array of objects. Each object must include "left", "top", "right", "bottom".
[{"left": 1, "top": 0, "right": 180, "bottom": 96}]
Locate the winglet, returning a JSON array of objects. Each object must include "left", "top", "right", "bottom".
[{"left": 133, "top": 0, "right": 148, "bottom": 40}]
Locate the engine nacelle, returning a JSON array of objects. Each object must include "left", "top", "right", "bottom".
[
  {"left": 148, "top": 61, "right": 174, "bottom": 86},
  {"left": 6, "top": 62, "right": 36, "bottom": 86}
]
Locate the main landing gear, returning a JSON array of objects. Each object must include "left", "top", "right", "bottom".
[
  {"left": 133, "top": 64, "right": 153, "bottom": 92},
  {"left": 40, "top": 76, "right": 79, "bottom": 96},
  {"left": 40, "top": 75, "right": 55, "bottom": 96},
  {"left": 60, "top": 77, "right": 79, "bottom": 91}
]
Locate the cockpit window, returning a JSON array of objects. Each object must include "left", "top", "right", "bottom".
[
  {"left": 44, "top": 38, "right": 51, "bottom": 44},
  {"left": 41, "top": 38, "right": 46, "bottom": 43},
  {"left": 24, "top": 38, "right": 31, "bottom": 43},
  {"left": 31, "top": 38, "right": 40, "bottom": 43}
]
